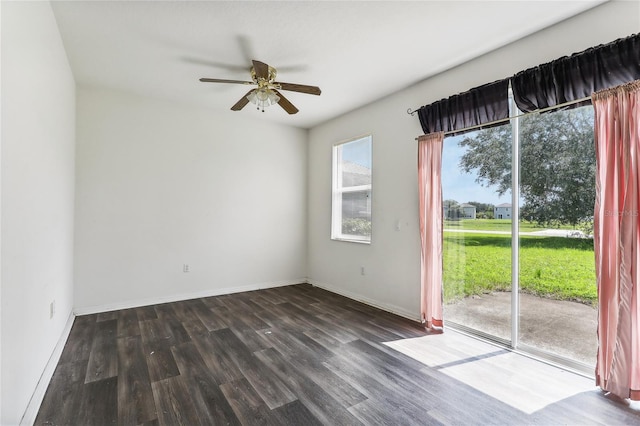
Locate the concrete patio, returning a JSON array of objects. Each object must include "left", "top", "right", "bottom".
[{"left": 445, "top": 292, "right": 598, "bottom": 367}]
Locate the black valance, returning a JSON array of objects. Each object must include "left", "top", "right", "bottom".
[
  {"left": 417, "top": 79, "right": 509, "bottom": 135},
  {"left": 415, "top": 33, "right": 640, "bottom": 135},
  {"left": 512, "top": 33, "right": 640, "bottom": 112}
]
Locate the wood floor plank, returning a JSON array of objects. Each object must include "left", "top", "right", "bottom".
[
  {"left": 76, "top": 377, "right": 118, "bottom": 426},
  {"left": 259, "top": 326, "right": 334, "bottom": 364},
  {"left": 181, "top": 318, "right": 209, "bottom": 337},
  {"left": 302, "top": 327, "right": 343, "bottom": 352},
  {"left": 279, "top": 287, "right": 322, "bottom": 307},
  {"left": 219, "top": 378, "right": 281, "bottom": 425},
  {"left": 117, "top": 308, "right": 141, "bottom": 338},
  {"left": 199, "top": 295, "right": 227, "bottom": 309},
  {"left": 153, "top": 303, "right": 178, "bottom": 319},
  {"left": 272, "top": 400, "right": 323, "bottom": 426},
  {"left": 185, "top": 298, "right": 229, "bottom": 331},
  {"left": 140, "top": 315, "right": 190, "bottom": 352},
  {"left": 228, "top": 318, "right": 273, "bottom": 353},
  {"left": 349, "top": 398, "right": 442, "bottom": 426},
  {"left": 151, "top": 375, "right": 203, "bottom": 426},
  {"left": 170, "top": 341, "right": 241, "bottom": 425},
  {"left": 168, "top": 300, "right": 201, "bottom": 323},
  {"left": 34, "top": 361, "right": 87, "bottom": 425},
  {"left": 253, "top": 308, "right": 287, "bottom": 326},
  {"left": 193, "top": 329, "right": 245, "bottom": 385},
  {"left": 146, "top": 347, "right": 180, "bottom": 383},
  {"left": 285, "top": 355, "right": 367, "bottom": 409},
  {"left": 85, "top": 319, "right": 118, "bottom": 383},
  {"left": 219, "top": 297, "right": 260, "bottom": 318},
  {"left": 254, "top": 347, "right": 364, "bottom": 426},
  {"left": 323, "top": 349, "right": 440, "bottom": 424},
  {"left": 261, "top": 301, "right": 325, "bottom": 333},
  {"left": 117, "top": 336, "right": 157, "bottom": 424},
  {"left": 97, "top": 311, "right": 118, "bottom": 322},
  {"left": 135, "top": 305, "right": 159, "bottom": 321},
  {"left": 234, "top": 297, "right": 267, "bottom": 314},
  {"left": 248, "top": 294, "right": 277, "bottom": 309},
  {"left": 234, "top": 310, "right": 271, "bottom": 331},
  {"left": 329, "top": 338, "right": 510, "bottom": 425},
  {"left": 309, "top": 313, "right": 360, "bottom": 344},
  {"left": 209, "top": 328, "right": 297, "bottom": 410},
  {"left": 257, "top": 288, "right": 288, "bottom": 304},
  {"left": 201, "top": 308, "right": 231, "bottom": 331},
  {"left": 58, "top": 314, "right": 97, "bottom": 364}
]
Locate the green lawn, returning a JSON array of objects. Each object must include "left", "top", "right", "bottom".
[
  {"left": 443, "top": 231, "right": 596, "bottom": 306},
  {"left": 444, "top": 218, "right": 575, "bottom": 232}
]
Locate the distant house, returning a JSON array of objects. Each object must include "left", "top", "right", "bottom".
[
  {"left": 494, "top": 203, "right": 512, "bottom": 219},
  {"left": 460, "top": 203, "right": 477, "bottom": 219},
  {"left": 342, "top": 161, "right": 371, "bottom": 187},
  {"left": 341, "top": 161, "right": 371, "bottom": 219}
]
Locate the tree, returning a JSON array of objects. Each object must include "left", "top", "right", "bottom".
[{"left": 458, "top": 107, "right": 595, "bottom": 226}]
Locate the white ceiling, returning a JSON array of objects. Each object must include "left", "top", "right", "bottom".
[{"left": 50, "top": 0, "right": 605, "bottom": 129}]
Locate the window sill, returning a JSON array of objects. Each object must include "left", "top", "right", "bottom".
[{"left": 331, "top": 237, "right": 371, "bottom": 245}]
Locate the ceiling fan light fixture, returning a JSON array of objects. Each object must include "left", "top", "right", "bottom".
[
  {"left": 201, "top": 59, "right": 319, "bottom": 114},
  {"left": 247, "top": 88, "right": 280, "bottom": 112}
]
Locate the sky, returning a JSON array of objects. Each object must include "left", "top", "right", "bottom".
[
  {"left": 442, "top": 134, "right": 511, "bottom": 206},
  {"left": 341, "top": 136, "right": 371, "bottom": 168}
]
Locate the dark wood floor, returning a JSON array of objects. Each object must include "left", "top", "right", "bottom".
[{"left": 36, "top": 284, "right": 640, "bottom": 425}]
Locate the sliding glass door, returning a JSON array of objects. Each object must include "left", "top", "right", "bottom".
[
  {"left": 442, "top": 101, "right": 597, "bottom": 371},
  {"left": 516, "top": 105, "right": 597, "bottom": 368},
  {"left": 442, "top": 122, "right": 513, "bottom": 344}
]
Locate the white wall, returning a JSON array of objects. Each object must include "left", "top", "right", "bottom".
[
  {"left": 307, "top": 1, "right": 640, "bottom": 320},
  {"left": 1, "top": 1, "right": 76, "bottom": 424},
  {"left": 74, "top": 88, "right": 308, "bottom": 312}
]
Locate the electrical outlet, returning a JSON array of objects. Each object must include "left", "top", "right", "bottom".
[
  {"left": 361, "top": 266, "right": 365, "bottom": 275},
  {"left": 49, "top": 300, "right": 55, "bottom": 319},
  {"left": 183, "top": 264, "right": 190, "bottom": 273}
]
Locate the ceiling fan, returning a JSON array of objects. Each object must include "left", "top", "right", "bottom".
[{"left": 200, "top": 60, "right": 321, "bottom": 114}]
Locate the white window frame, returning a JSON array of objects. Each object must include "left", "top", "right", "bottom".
[{"left": 331, "top": 135, "right": 372, "bottom": 243}]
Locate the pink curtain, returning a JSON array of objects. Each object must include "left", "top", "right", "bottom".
[
  {"left": 418, "top": 132, "right": 445, "bottom": 329},
  {"left": 593, "top": 80, "right": 640, "bottom": 401}
]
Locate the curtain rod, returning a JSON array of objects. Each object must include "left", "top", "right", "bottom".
[{"left": 413, "top": 95, "right": 591, "bottom": 140}]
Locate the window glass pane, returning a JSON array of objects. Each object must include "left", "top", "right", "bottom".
[
  {"left": 442, "top": 122, "right": 512, "bottom": 342},
  {"left": 340, "top": 137, "right": 372, "bottom": 187},
  {"left": 341, "top": 190, "right": 371, "bottom": 237},
  {"left": 518, "top": 105, "right": 596, "bottom": 367}
]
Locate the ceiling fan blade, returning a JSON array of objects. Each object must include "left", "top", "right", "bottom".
[
  {"left": 231, "top": 90, "right": 254, "bottom": 111},
  {"left": 252, "top": 60, "right": 270, "bottom": 80},
  {"left": 200, "top": 78, "right": 254, "bottom": 85},
  {"left": 273, "top": 90, "right": 299, "bottom": 115},
  {"left": 276, "top": 82, "right": 321, "bottom": 96}
]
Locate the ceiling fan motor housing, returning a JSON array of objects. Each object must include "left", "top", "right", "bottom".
[{"left": 250, "top": 65, "right": 277, "bottom": 84}]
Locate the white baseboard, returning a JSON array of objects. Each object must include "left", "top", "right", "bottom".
[
  {"left": 20, "top": 312, "right": 75, "bottom": 426},
  {"left": 73, "top": 278, "right": 307, "bottom": 316},
  {"left": 308, "top": 279, "right": 420, "bottom": 322}
]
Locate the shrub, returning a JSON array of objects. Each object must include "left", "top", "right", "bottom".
[{"left": 342, "top": 218, "right": 372, "bottom": 236}]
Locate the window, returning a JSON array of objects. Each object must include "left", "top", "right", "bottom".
[{"left": 332, "top": 135, "right": 372, "bottom": 243}]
